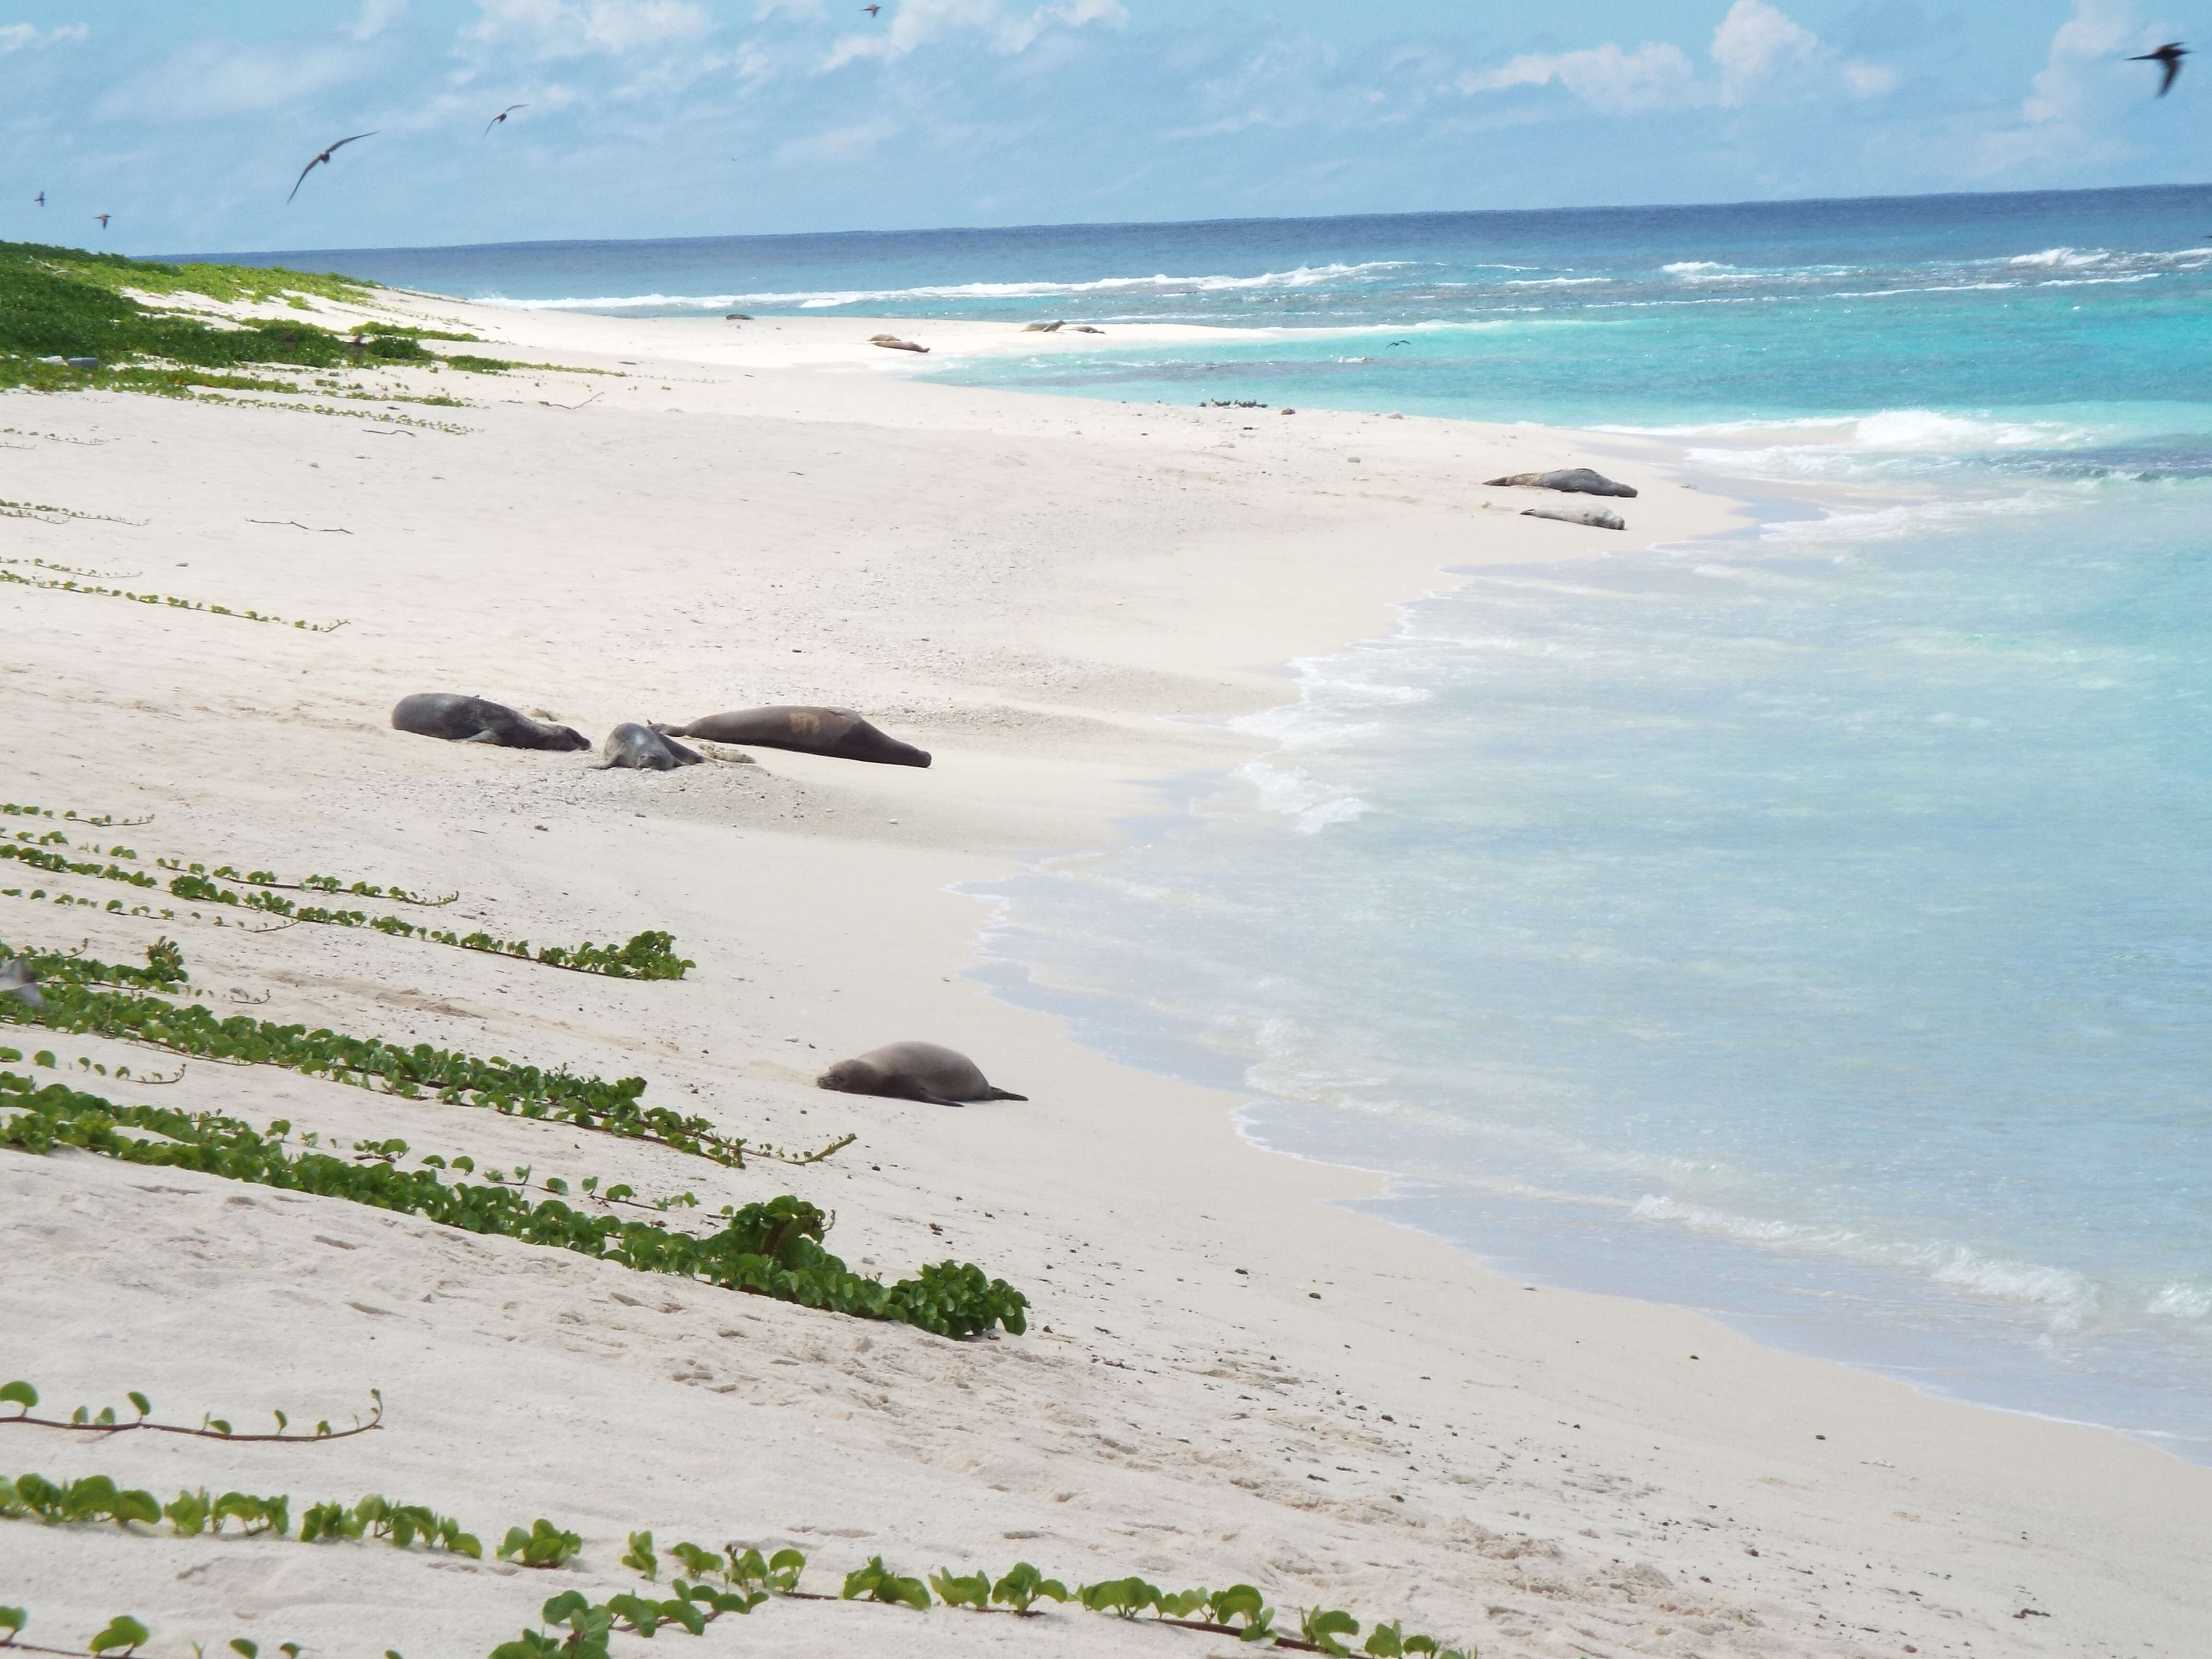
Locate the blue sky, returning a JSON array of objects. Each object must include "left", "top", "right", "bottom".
[{"left": 0, "top": 0, "right": 2203, "bottom": 252}]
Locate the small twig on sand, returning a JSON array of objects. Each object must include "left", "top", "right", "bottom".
[
  {"left": 247, "top": 519, "right": 353, "bottom": 534},
  {"left": 544, "top": 390, "right": 602, "bottom": 411}
]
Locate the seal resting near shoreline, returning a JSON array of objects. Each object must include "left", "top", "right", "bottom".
[
  {"left": 595, "top": 722, "right": 704, "bottom": 771},
  {"left": 652, "top": 707, "right": 931, "bottom": 768},
  {"left": 1483, "top": 466, "right": 1638, "bottom": 498},
  {"left": 817, "top": 1042, "right": 1027, "bottom": 1106},
  {"left": 1523, "top": 505, "right": 1624, "bottom": 530},
  {"left": 391, "top": 693, "right": 590, "bottom": 751}
]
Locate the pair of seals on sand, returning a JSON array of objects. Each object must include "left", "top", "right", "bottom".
[
  {"left": 817, "top": 1042, "right": 1025, "bottom": 1106},
  {"left": 1484, "top": 466, "right": 1638, "bottom": 499},
  {"left": 394, "top": 697, "right": 931, "bottom": 769},
  {"left": 392, "top": 693, "right": 590, "bottom": 751}
]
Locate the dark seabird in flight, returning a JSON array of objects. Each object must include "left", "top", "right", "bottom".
[
  {"left": 33, "top": 191, "right": 43, "bottom": 206},
  {"left": 1386, "top": 338, "right": 1412, "bottom": 347},
  {"left": 485, "top": 104, "right": 527, "bottom": 135},
  {"left": 862, "top": 4, "right": 881, "bottom": 13},
  {"left": 2128, "top": 42, "right": 2187, "bottom": 95},
  {"left": 289, "top": 132, "right": 377, "bottom": 203},
  {"left": 94, "top": 213, "right": 109, "bottom": 228}
]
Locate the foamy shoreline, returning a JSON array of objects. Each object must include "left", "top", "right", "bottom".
[{"left": 4, "top": 293, "right": 2207, "bottom": 1658}]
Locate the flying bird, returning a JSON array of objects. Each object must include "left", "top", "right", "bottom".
[
  {"left": 1385, "top": 338, "right": 1411, "bottom": 347},
  {"left": 862, "top": 4, "right": 881, "bottom": 13},
  {"left": 2128, "top": 42, "right": 2188, "bottom": 96},
  {"left": 33, "top": 191, "right": 43, "bottom": 206},
  {"left": 485, "top": 104, "right": 527, "bottom": 135},
  {"left": 288, "top": 131, "right": 377, "bottom": 203},
  {"left": 94, "top": 213, "right": 109, "bottom": 229}
]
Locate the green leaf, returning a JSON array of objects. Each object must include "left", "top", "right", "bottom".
[
  {"left": 229, "top": 1641, "right": 259, "bottom": 1658},
  {"left": 0, "top": 1607, "right": 25, "bottom": 1636},
  {"left": 88, "top": 1614, "right": 150, "bottom": 1654},
  {"left": 1301, "top": 1607, "right": 1362, "bottom": 1658},
  {"left": 0, "top": 1380, "right": 35, "bottom": 1410},
  {"left": 127, "top": 1391, "right": 150, "bottom": 1416}
]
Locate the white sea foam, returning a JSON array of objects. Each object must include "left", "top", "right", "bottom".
[
  {"left": 1632, "top": 1197, "right": 2101, "bottom": 1323},
  {"left": 2008, "top": 246, "right": 2110, "bottom": 268},
  {"left": 491, "top": 261, "right": 1411, "bottom": 313},
  {"left": 1661, "top": 260, "right": 1734, "bottom": 274},
  {"left": 2147, "top": 1283, "right": 2212, "bottom": 1320},
  {"left": 1236, "top": 760, "right": 1373, "bottom": 834}
]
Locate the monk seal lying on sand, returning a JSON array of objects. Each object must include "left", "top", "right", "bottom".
[
  {"left": 393, "top": 693, "right": 590, "bottom": 751},
  {"left": 595, "top": 722, "right": 704, "bottom": 771},
  {"left": 653, "top": 707, "right": 930, "bottom": 768},
  {"left": 817, "top": 1042, "right": 1027, "bottom": 1106},
  {"left": 1523, "top": 505, "right": 1624, "bottom": 530},
  {"left": 1483, "top": 466, "right": 1638, "bottom": 499}
]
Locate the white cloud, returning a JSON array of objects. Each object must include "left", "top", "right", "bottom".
[
  {"left": 1710, "top": 0, "right": 1818, "bottom": 104},
  {"left": 350, "top": 0, "right": 409, "bottom": 43},
  {"left": 1980, "top": 0, "right": 2152, "bottom": 171},
  {"left": 467, "top": 0, "right": 712, "bottom": 59},
  {"left": 822, "top": 0, "right": 1124, "bottom": 71},
  {"left": 96, "top": 38, "right": 374, "bottom": 121},
  {"left": 0, "top": 22, "right": 88, "bottom": 52},
  {"left": 1458, "top": 0, "right": 1897, "bottom": 115},
  {"left": 1459, "top": 40, "right": 1701, "bottom": 114}
]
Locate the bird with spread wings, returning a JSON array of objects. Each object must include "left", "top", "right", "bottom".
[
  {"left": 486, "top": 104, "right": 528, "bottom": 135},
  {"left": 289, "top": 132, "right": 377, "bottom": 203},
  {"left": 2128, "top": 42, "right": 2188, "bottom": 96}
]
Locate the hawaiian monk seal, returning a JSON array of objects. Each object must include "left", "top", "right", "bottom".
[
  {"left": 1482, "top": 466, "right": 1637, "bottom": 499},
  {"left": 595, "top": 722, "right": 704, "bottom": 771},
  {"left": 816, "top": 1042, "right": 1027, "bottom": 1106},
  {"left": 393, "top": 693, "right": 589, "bottom": 751},
  {"left": 652, "top": 707, "right": 930, "bottom": 768}
]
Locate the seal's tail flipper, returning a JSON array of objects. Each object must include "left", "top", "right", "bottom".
[
  {"left": 979, "top": 1087, "right": 1028, "bottom": 1102},
  {"left": 664, "top": 735, "right": 707, "bottom": 766},
  {"left": 459, "top": 730, "right": 501, "bottom": 744}
]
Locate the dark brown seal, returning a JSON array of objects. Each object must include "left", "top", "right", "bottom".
[
  {"left": 391, "top": 692, "right": 589, "bottom": 751},
  {"left": 653, "top": 707, "right": 930, "bottom": 768},
  {"left": 816, "top": 1041, "right": 1027, "bottom": 1106}
]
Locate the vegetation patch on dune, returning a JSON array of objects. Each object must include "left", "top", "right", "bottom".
[
  {"left": 0, "top": 1072, "right": 1026, "bottom": 1338},
  {"left": 0, "top": 938, "right": 846, "bottom": 1168}
]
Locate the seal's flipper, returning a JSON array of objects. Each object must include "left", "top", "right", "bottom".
[
  {"left": 460, "top": 730, "right": 501, "bottom": 744},
  {"left": 978, "top": 1087, "right": 1028, "bottom": 1102},
  {"left": 662, "top": 735, "right": 707, "bottom": 766}
]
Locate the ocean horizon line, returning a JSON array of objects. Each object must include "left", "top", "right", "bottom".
[{"left": 161, "top": 176, "right": 2212, "bottom": 268}]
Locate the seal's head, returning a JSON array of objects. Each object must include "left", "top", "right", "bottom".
[{"left": 816, "top": 1058, "right": 878, "bottom": 1094}]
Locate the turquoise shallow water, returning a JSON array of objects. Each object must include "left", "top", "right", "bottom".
[{"left": 235, "top": 185, "right": 2212, "bottom": 1453}]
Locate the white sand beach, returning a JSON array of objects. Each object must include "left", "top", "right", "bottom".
[{"left": 2, "top": 296, "right": 2207, "bottom": 1659}]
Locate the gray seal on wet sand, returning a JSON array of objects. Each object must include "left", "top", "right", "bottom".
[
  {"left": 1483, "top": 466, "right": 1638, "bottom": 498},
  {"left": 653, "top": 707, "right": 931, "bottom": 768},
  {"left": 392, "top": 693, "right": 590, "bottom": 751},
  {"left": 594, "top": 722, "right": 705, "bottom": 771},
  {"left": 816, "top": 1041, "right": 1027, "bottom": 1106}
]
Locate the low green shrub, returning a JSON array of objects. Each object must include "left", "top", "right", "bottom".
[{"left": 0, "top": 1075, "right": 1027, "bottom": 1339}]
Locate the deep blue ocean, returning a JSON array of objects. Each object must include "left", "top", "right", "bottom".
[{"left": 244, "top": 185, "right": 2212, "bottom": 1457}]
